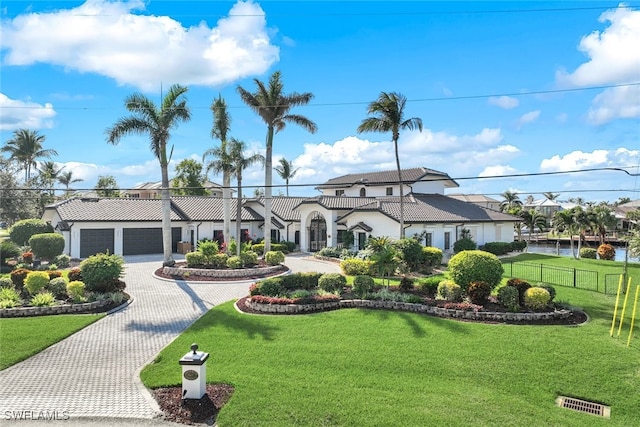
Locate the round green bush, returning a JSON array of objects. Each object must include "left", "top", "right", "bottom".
[
  {"left": 30, "top": 291, "right": 56, "bottom": 307},
  {"left": 210, "top": 253, "right": 229, "bottom": 268},
  {"left": 537, "top": 283, "right": 556, "bottom": 302},
  {"left": 340, "top": 258, "right": 372, "bottom": 275},
  {"left": 437, "top": 280, "right": 462, "bottom": 302},
  {"left": 497, "top": 285, "right": 520, "bottom": 312},
  {"left": 579, "top": 247, "right": 597, "bottom": 259},
  {"left": 185, "top": 251, "right": 206, "bottom": 267},
  {"left": 318, "top": 273, "right": 346, "bottom": 293},
  {"left": 524, "top": 287, "right": 551, "bottom": 311},
  {"left": 467, "top": 281, "right": 492, "bottom": 305},
  {"left": 265, "top": 251, "right": 285, "bottom": 266},
  {"left": 352, "top": 275, "right": 375, "bottom": 297},
  {"left": 447, "top": 250, "right": 504, "bottom": 292},
  {"left": 507, "top": 278, "right": 531, "bottom": 305},
  {"left": 24, "top": 271, "right": 50, "bottom": 295},
  {"left": 80, "top": 252, "right": 123, "bottom": 293},
  {"left": 240, "top": 251, "right": 258, "bottom": 267},
  {"left": 54, "top": 254, "right": 71, "bottom": 268},
  {"left": 399, "top": 276, "right": 414, "bottom": 291},
  {"left": 9, "top": 218, "right": 54, "bottom": 246},
  {"left": 453, "top": 237, "right": 477, "bottom": 253},
  {"left": 28, "top": 233, "right": 65, "bottom": 261},
  {"left": 597, "top": 244, "right": 615, "bottom": 261},
  {"left": 422, "top": 247, "right": 443, "bottom": 267},
  {"left": 66, "top": 280, "right": 86, "bottom": 302},
  {"left": 256, "top": 278, "right": 284, "bottom": 297},
  {"left": 227, "top": 256, "right": 242, "bottom": 269},
  {"left": 48, "top": 277, "right": 69, "bottom": 299}
]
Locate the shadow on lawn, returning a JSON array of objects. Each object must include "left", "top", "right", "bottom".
[
  {"left": 361, "top": 308, "right": 469, "bottom": 337},
  {"left": 188, "top": 307, "right": 279, "bottom": 341}
]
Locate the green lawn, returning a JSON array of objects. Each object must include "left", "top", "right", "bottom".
[
  {"left": 141, "top": 285, "right": 640, "bottom": 427},
  {"left": 0, "top": 314, "right": 104, "bottom": 370}
]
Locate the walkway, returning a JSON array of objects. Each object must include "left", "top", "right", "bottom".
[{"left": 0, "top": 254, "right": 340, "bottom": 423}]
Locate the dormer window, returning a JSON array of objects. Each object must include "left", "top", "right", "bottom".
[
  {"left": 386, "top": 187, "right": 393, "bottom": 196},
  {"left": 360, "top": 188, "right": 366, "bottom": 197}
]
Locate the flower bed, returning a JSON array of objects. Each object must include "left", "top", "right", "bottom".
[
  {"left": 161, "top": 264, "right": 286, "bottom": 279},
  {"left": 0, "top": 298, "right": 112, "bottom": 318}
]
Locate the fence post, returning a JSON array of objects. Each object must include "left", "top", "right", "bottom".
[
  {"left": 573, "top": 268, "right": 576, "bottom": 287},
  {"left": 540, "top": 264, "right": 543, "bottom": 282}
]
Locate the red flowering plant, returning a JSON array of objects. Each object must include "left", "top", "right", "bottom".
[
  {"left": 442, "top": 302, "right": 483, "bottom": 312},
  {"left": 21, "top": 251, "right": 34, "bottom": 264}
]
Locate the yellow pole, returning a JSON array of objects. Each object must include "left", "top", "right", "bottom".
[
  {"left": 617, "top": 278, "right": 632, "bottom": 337},
  {"left": 627, "top": 285, "right": 639, "bottom": 347},
  {"left": 610, "top": 275, "right": 623, "bottom": 337}
]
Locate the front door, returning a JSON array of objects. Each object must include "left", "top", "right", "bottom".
[{"left": 309, "top": 212, "right": 327, "bottom": 252}]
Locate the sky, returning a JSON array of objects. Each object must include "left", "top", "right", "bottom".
[{"left": 1, "top": 0, "right": 639, "bottom": 203}]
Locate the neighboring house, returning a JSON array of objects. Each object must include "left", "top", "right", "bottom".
[
  {"left": 122, "top": 180, "right": 226, "bottom": 198},
  {"left": 613, "top": 200, "right": 640, "bottom": 231},
  {"left": 522, "top": 198, "right": 578, "bottom": 221},
  {"left": 448, "top": 194, "right": 501, "bottom": 211},
  {"left": 41, "top": 167, "right": 519, "bottom": 258}
]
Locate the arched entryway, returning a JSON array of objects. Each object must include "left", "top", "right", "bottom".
[{"left": 309, "top": 211, "right": 327, "bottom": 252}]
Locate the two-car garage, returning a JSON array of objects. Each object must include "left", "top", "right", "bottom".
[{"left": 79, "top": 227, "right": 182, "bottom": 258}]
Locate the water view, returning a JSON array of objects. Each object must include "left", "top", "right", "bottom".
[{"left": 524, "top": 242, "right": 639, "bottom": 263}]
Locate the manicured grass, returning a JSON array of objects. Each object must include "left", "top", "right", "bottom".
[
  {"left": 0, "top": 314, "right": 104, "bottom": 370},
  {"left": 141, "top": 286, "right": 639, "bottom": 427}
]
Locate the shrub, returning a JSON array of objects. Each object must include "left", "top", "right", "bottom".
[
  {"left": 443, "top": 302, "right": 483, "bottom": 312},
  {"left": 10, "top": 268, "right": 31, "bottom": 290},
  {"left": 198, "top": 240, "right": 219, "bottom": 261},
  {"left": 352, "top": 275, "right": 375, "bottom": 297},
  {"left": 282, "top": 241, "right": 297, "bottom": 252},
  {"left": 185, "top": 251, "right": 206, "bottom": 267},
  {"left": 66, "top": 280, "right": 86, "bottom": 303},
  {"left": 399, "top": 276, "right": 414, "bottom": 291},
  {"left": 68, "top": 267, "right": 82, "bottom": 282},
  {"left": 47, "top": 270, "right": 62, "bottom": 280},
  {"left": 447, "top": 250, "right": 503, "bottom": 292},
  {"left": 30, "top": 291, "right": 56, "bottom": 307},
  {"left": 422, "top": 247, "right": 443, "bottom": 267},
  {"left": 510, "top": 240, "right": 527, "bottom": 252},
  {"left": 497, "top": 286, "right": 520, "bottom": 312},
  {"left": 0, "top": 277, "right": 14, "bottom": 288},
  {"left": 479, "top": 242, "right": 513, "bottom": 256},
  {"left": 537, "top": 283, "right": 556, "bottom": 302},
  {"left": 9, "top": 218, "right": 54, "bottom": 246},
  {"left": 418, "top": 276, "right": 443, "bottom": 297},
  {"left": 395, "top": 238, "right": 425, "bottom": 271},
  {"left": 54, "top": 254, "right": 71, "bottom": 268},
  {"left": 506, "top": 278, "right": 531, "bottom": 306},
  {"left": 340, "top": 258, "right": 372, "bottom": 275},
  {"left": 28, "top": 233, "right": 65, "bottom": 261},
  {"left": 24, "top": 271, "right": 50, "bottom": 295},
  {"left": 597, "top": 244, "right": 615, "bottom": 261},
  {"left": 318, "top": 273, "right": 346, "bottom": 293},
  {"left": 240, "top": 251, "right": 258, "bottom": 267},
  {"left": 48, "top": 277, "right": 69, "bottom": 299},
  {"left": 579, "top": 247, "right": 597, "bottom": 259},
  {"left": 80, "top": 252, "right": 124, "bottom": 293},
  {"left": 227, "top": 256, "right": 242, "bottom": 269},
  {"left": 317, "top": 247, "right": 342, "bottom": 258},
  {"left": 524, "top": 287, "right": 551, "bottom": 311},
  {"left": 453, "top": 237, "right": 477, "bottom": 253},
  {"left": 265, "top": 251, "right": 285, "bottom": 266},
  {"left": 437, "top": 280, "right": 462, "bottom": 302},
  {"left": 250, "top": 243, "right": 264, "bottom": 255},
  {"left": 210, "top": 253, "right": 229, "bottom": 268},
  {"left": 467, "top": 281, "right": 492, "bottom": 305},
  {"left": 0, "top": 287, "right": 21, "bottom": 307},
  {"left": 280, "top": 272, "right": 322, "bottom": 291},
  {"left": 256, "top": 278, "right": 284, "bottom": 297},
  {"left": 0, "top": 239, "right": 21, "bottom": 266},
  {"left": 253, "top": 243, "right": 288, "bottom": 255},
  {"left": 21, "top": 251, "right": 34, "bottom": 264}
]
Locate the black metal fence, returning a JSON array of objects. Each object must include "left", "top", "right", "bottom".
[{"left": 502, "top": 261, "right": 600, "bottom": 292}]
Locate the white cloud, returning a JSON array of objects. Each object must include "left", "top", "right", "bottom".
[
  {"left": 517, "top": 110, "right": 540, "bottom": 128},
  {"left": 556, "top": 113, "right": 568, "bottom": 124},
  {"left": 478, "top": 165, "right": 519, "bottom": 178},
  {"left": 539, "top": 148, "right": 639, "bottom": 172},
  {"left": 473, "top": 128, "right": 504, "bottom": 145},
  {"left": 0, "top": 93, "right": 57, "bottom": 130},
  {"left": 556, "top": 7, "right": 640, "bottom": 87},
  {"left": 1, "top": 0, "right": 279, "bottom": 91},
  {"left": 586, "top": 85, "right": 640, "bottom": 125},
  {"left": 488, "top": 96, "right": 519, "bottom": 109}
]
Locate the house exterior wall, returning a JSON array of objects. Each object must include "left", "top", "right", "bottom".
[
  {"left": 411, "top": 181, "right": 446, "bottom": 194},
  {"left": 321, "top": 184, "right": 414, "bottom": 197}
]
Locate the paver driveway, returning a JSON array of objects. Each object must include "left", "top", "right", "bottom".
[{"left": 0, "top": 254, "right": 339, "bottom": 421}]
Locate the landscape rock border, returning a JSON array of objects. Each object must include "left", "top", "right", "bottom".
[{"left": 0, "top": 298, "right": 112, "bottom": 318}]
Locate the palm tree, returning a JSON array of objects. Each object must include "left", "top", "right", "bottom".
[
  {"left": 38, "top": 161, "right": 65, "bottom": 196},
  {"left": 588, "top": 204, "right": 617, "bottom": 244},
  {"left": 58, "top": 170, "right": 83, "bottom": 197},
  {"left": 543, "top": 192, "right": 560, "bottom": 201},
  {"left": 204, "top": 94, "right": 232, "bottom": 250},
  {"left": 552, "top": 209, "right": 578, "bottom": 258},
  {"left": 499, "top": 190, "right": 522, "bottom": 212},
  {"left": 520, "top": 209, "right": 547, "bottom": 246},
  {"left": 237, "top": 71, "right": 317, "bottom": 253},
  {"left": 106, "top": 84, "right": 191, "bottom": 266},
  {"left": 228, "top": 138, "right": 264, "bottom": 257},
  {"left": 572, "top": 206, "right": 590, "bottom": 256},
  {"left": 357, "top": 92, "right": 422, "bottom": 239},
  {"left": 2, "top": 129, "right": 58, "bottom": 183},
  {"left": 274, "top": 158, "right": 299, "bottom": 196}
]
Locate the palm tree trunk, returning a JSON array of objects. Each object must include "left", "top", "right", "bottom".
[
  {"left": 236, "top": 175, "right": 243, "bottom": 258},
  {"left": 223, "top": 171, "right": 231, "bottom": 252},
  {"left": 263, "top": 126, "right": 274, "bottom": 253},
  {"left": 394, "top": 137, "right": 405, "bottom": 239},
  {"left": 286, "top": 178, "right": 289, "bottom": 197},
  {"left": 160, "top": 160, "right": 175, "bottom": 266}
]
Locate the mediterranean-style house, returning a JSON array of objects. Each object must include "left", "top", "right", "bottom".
[{"left": 41, "top": 167, "right": 519, "bottom": 259}]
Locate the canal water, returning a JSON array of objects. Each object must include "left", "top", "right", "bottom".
[{"left": 524, "top": 242, "right": 639, "bottom": 263}]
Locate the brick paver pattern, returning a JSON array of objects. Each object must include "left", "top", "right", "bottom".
[{"left": 0, "top": 254, "right": 339, "bottom": 419}]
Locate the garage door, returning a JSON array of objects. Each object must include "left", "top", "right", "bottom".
[
  {"left": 80, "top": 229, "right": 115, "bottom": 258},
  {"left": 123, "top": 227, "right": 181, "bottom": 255}
]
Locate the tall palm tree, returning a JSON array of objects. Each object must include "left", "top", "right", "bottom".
[
  {"left": 499, "top": 190, "right": 522, "bottom": 212},
  {"left": 237, "top": 71, "right": 317, "bottom": 253},
  {"left": 2, "top": 129, "right": 58, "bottom": 183},
  {"left": 520, "top": 209, "right": 547, "bottom": 246},
  {"left": 274, "top": 158, "right": 299, "bottom": 196},
  {"left": 38, "top": 161, "right": 65, "bottom": 196},
  {"left": 204, "top": 94, "right": 232, "bottom": 250},
  {"left": 543, "top": 192, "right": 560, "bottom": 201},
  {"left": 228, "top": 138, "right": 264, "bottom": 257},
  {"left": 572, "top": 206, "right": 590, "bottom": 256},
  {"left": 357, "top": 92, "right": 423, "bottom": 238},
  {"left": 588, "top": 204, "right": 617, "bottom": 244},
  {"left": 552, "top": 209, "right": 578, "bottom": 258},
  {"left": 58, "top": 170, "right": 83, "bottom": 197},
  {"left": 106, "top": 84, "right": 191, "bottom": 266}
]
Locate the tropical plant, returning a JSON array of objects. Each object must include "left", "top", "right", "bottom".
[
  {"left": 370, "top": 245, "right": 400, "bottom": 286},
  {"left": 30, "top": 291, "right": 56, "bottom": 307},
  {"left": 467, "top": 281, "right": 492, "bottom": 305},
  {"left": 94, "top": 175, "right": 120, "bottom": 198},
  {"left": 519, "top": 209, "right": 547, "bottom": 244},
  {"left": 106, "top": 83, "right": 191, "bottom": 266},
  {"left": 597, "top": 243, "right": 616, "bottom": 261},
  {"left": 499, "top": 190, "right": 522, "bottom": 212},
  {"left": 171, "top": 159, "right": 208, "bottom": 196},
  {"left": 588, "top": 204, "right": 617, "bottom": 244},
  {"left": 237, "top": 71, "right": 317, "bottom": 253},
  {"left": 542, "top": 192, "right": 560, "bottom": 201},
  {"left": 357, "top": 92, "right": 422, "bottom": 238},
  {"left": 1, "top": 129, "right": 58, "bottom": 183},
  {"left": 38, "top": 161, "right": 65, "bottom": 196},
  {"left": 274, "top": 158, "right": 299, "bottom": 197},
  {"left": 57, "top": 170, "right": 83, "bottom": 197},
  {"left": 552, "top": 209, "right": 578, "bottom": 258}
]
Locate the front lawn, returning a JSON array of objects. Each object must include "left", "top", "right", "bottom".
[
  {"left": 141, "top": 285, "right": 639, "bottom": 426},
  {"left": 0, "top": 314, "right": 104, "bottom": 370}
]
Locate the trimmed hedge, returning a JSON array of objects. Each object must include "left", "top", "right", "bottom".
[
  {"left": 80, "top": 252, "right": 124, "bottom": 293},
  {"left": 447, "top": 250, "right": 504, "bottom": 292},
  {"left": 318, "top": 273, "right": 346, "bottom": 293},
  {"left": 252, "top": 243, "right": 289, "bottom": 255},
  {"left": 28, "top": 233, "right": 65, "bottom": 261},
  {"left": 9, "top": 218, "right": 53, "bottom": 246},
  {"left": 422, "top": 247, "right": 443, "bottom": 267},
  {"left": 265, "top": 251, "right": 285, "bottom": 266},
  {"left": 579, "top": 247, "right": 597, "bottom": 259},
  {"left": 340, "top": 258, "right": 373, "bottom": 276}
]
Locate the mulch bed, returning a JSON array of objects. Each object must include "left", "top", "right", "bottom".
[
  {"left": 154, "top": 261, "right": 288, "bottom": 282},
  {"left": 152, "top": 384, "right": 234, "bottom": 426}
]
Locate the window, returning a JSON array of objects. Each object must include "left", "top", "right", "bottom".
[
  {"left": 337, "top": 230, "right": 346, "bottom": 244},
  {"left": 335, "top": 189, "right": 345, "bottom": 196},
  {"left": 425, "top": 232, "right": 432, "bottom": 247},
  {"left": 213, "top": 230, "right": 224, "bottom": 245},
  {"left": 386, "top": 187, "right": 393, "bottom": 196},
  {"left": 444, "top": 232, "right": 451, "bottom": 250},
  {"left": 358, "top": 232, "right": 367, "bottom": 250},
  {"left": 359, "top": 188, "right": 366, "bottom": 197},
  {"left": 271, "top": 229, "right": 280, "bottom": 242}
]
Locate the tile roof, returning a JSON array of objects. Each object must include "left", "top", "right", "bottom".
[
  {"left": 296, "top": 195, "right": 378, "bottom": 210},
  {"left": 316, "top": 167, "right": 457, "bottom": 189},
  {"left": 253, "top": 197, "right": 308, "bottom": 221},
  {"left": 447, "top": 194, "right": 500, "bottom": 203}
]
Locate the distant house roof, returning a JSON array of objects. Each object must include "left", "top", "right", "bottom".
[
  {"left": 295, "top": 196, "right": 379, "bottom": 210},
  {"left": 315, "top": 167, "right": 459, "bottom": 190},
  {"left": 447, "top": 194, "right": 500, "bottom": 204},
  {"left": 620, "top": 199, "right": 640, "bottom": 208}
]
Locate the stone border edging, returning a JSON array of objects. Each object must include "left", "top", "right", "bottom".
[
  {"left": 246, "top": 298, "right": 573, "bottom": 322},
  {"left": 0, "top": 298, "right": 111, "bottom": 318},
  {"left": 162, "top": 264, "right": 284, "bottom": 279}
]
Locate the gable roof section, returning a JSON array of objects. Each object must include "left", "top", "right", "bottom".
[
  {"left": 253, "top": 197, "right": 308, "bottom": 221},
  {"left": 296, "top": 195, "right": 378, "bottom": 210},
  {"left": 448, "top": 194, "right": 500, "bottom": 204},
  {"left": 315, "top": 167, "right": 458, "bottom": 189}
]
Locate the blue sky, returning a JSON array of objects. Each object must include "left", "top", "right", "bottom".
[{"left": 1, "top": 1, "right": 639, "bottom": 202}]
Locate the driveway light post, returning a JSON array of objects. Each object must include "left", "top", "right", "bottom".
[{"left": 178, "top": 343, "right": 209, "bottom": 400}]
